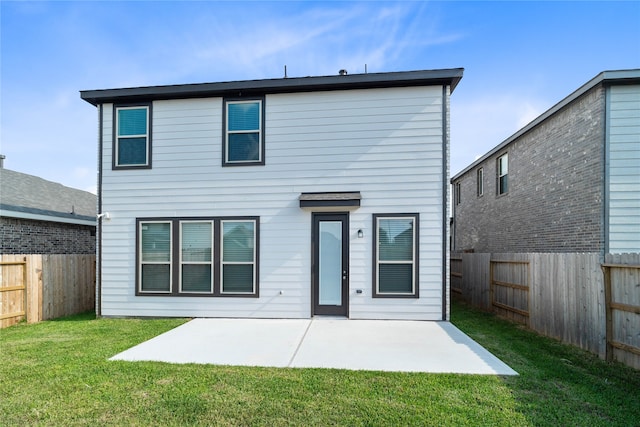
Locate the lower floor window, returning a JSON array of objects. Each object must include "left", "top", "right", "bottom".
[
  {"left": 373, "top": 213, "right": 419, "bottom": 297},
  {"left": 221, "top": 220, "right": 256, "bottom": 294},
  {"left": 137, "top": 217, "right": 258, "bottom": 296},
  {"left": 140, "top": 221, "right": 172, "bottom": 293},
  {"left": 181, "top": 221, "right": 213, "bottom": 293}
]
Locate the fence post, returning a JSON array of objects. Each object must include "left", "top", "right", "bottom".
[
  {"left": 527, "top": 255, "right": 532, "bottom": 327},
  {"left": 22, "top": 256, "right": 28, "bottom": 323},
  {"left": 601, "top": 264, "right": 613, "bottom": 362},
  {"left": 489, "top": 259, "right": 494, "bottom": 314}
]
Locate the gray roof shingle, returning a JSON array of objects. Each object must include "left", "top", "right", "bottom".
[{"left": 0, "top": 168, "right": 96, "bottom": 223}]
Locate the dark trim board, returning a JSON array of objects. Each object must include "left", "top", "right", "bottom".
[
  {"left": 97, "top": 104, "right": 103, "bottom": 317},
  {"left": 603, "top": 86, "right": 611, "bottom": 255},
  {"left": 300, "top": 200, "right": 361, "bottom": 208},
  {"left": 81, "top": 68, "right": 464, "bottom": 106},
  {"left": 442, "top": 85, "right": 448, "bottom": 320}
]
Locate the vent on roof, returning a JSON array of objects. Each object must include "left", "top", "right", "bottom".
[
  {"left": 0, "top": 154, "right": 5, "bottom": 168},
  {"left": 339, "top": 69, "right": 348, "bottom": 76}
]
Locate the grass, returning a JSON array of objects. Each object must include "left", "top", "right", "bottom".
[{"left": 0, "top": 302, "right": 638, "bottom": 426}]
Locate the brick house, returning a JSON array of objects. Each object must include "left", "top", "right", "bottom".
[
  {"left": 451, "top": 69, "right": 639, "bottom": 254},
  {"left": 0, "top": 165, "right": 96, "bottom": 254}
]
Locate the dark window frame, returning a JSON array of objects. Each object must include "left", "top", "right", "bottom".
[
  {"left": 138, "top": 219, "right": 173, "bottom": 294},
  {"left": 497, "top": 153, "right": 508, "bottom": 196},
  {"left": 179, "top": 220, "right": 214, "bottom": 294},
  {"left": 136, "top": 216, "right": 259, "bottom": 297},
  {"left": 222, "top": 97, "right": 266, "bottom": 167},
  {"left": 477, "top": 167, "right": 484, "bottom": 197},
  {"left": 113, "top": 102, "right": 152, "bottom": 170},
  {"left": 220, "top": 218, "right": 259, "bottom": 295},
  {"left": 372, "top": 213, "right": 420, "bottom": 299},
  {"left": 455, "top": 182, "right": 461, "bottom": 205}
]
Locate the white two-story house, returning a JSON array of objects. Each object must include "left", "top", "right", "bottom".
[{"left": 80, "top": 68, "right": 463, "bottom": 320}]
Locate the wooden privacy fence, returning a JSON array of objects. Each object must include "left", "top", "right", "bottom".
[
  {"left": 450, "top": 256, "right": 463, "bottom": 295},
  {"left": 450, "top": 252, "right": 640, "bottom": 369},
  {"left": 601, "top": 253, "right": 640, "bottom": 369},
  {"left": 490, "top": 259, "right": 530, "bottom": 325},
  {"left": 0, "top": 254, "right": 96, "bottom": 328},
  {"left": 0, "top": 259, "right": 28, "bottom": 324}
]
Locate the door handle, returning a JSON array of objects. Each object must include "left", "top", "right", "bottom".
[{"left": 343, "top": 270, "right": 348, "bottom": 280}]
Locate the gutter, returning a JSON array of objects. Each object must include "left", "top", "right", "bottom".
[{"left": 0, "top": 207, "right": 96, "bottom": 227}]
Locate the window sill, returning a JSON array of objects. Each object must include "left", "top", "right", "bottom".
[
  {"left": 222, "top": 161, "right": 265, "bottom": 167},
  {"left": 372, "top": 294, "right": 419, "bottom": 299}
]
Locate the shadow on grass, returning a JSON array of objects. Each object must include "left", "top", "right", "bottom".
[
  {"left": 49, "top": 310, "right": 97, "bottom": 322},
  {"left": 451, "top": 299, "right": 640, "bottom": 426}
]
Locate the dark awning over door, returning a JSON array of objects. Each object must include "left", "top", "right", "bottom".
[{"left": 299, "top": 192, "right": 361, "bottom": 211}]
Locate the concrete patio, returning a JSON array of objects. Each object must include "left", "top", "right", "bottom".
[{"left": 111, "top": 318, "right": 517, "bottom": 375}]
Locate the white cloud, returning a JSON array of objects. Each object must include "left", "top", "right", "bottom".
[
  {"left": 84, "top": 184, "right": 97, "bottom": 195},
  {"left": 133, "top": 2, "right": 462, "bottom": 83},
  {"left": 73, "top": 167, "right": 93, "bottom": 180},
  {"left": 451, "top": 94, "right": 548, "bottom": 175},
  {"left": 516, "top": 102, "right": 544, "bottom": 128}
]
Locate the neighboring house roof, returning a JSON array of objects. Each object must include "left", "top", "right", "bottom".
[
  {"left": 451, "top": 69, "right": 640, "bottom": 181},
  {"left": 0, "top": 168, "right": 96, "bottom": 226},
  {"left": 80, "top": 68, "right": 464, "bottom": 106}
]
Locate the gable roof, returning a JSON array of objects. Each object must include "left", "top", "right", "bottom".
[
  {"left": 451, "top": 69, "right": 640, "bottom": 181},
  {"left": 80, "top": 68, "right": 464, "bottom": 106},
  {"left": 0, "top": 168, "right": 96, "bottom": 226}
]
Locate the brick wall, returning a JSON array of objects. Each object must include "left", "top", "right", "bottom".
[
  {"left": 0, "top": 217, "right": 96, "bottom": 254},
  {"left": 452, "top": 85, "right": 605, "bottom": 253}
]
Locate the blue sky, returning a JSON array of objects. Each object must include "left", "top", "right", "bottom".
[{"left": 1, "top": 1, "right": 639, "bottom": 194}]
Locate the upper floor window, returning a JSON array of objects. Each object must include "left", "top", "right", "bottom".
[
  {"left": 114, "top": 104, "right": 151, "bottom": 169},
  {"left": 455, "top": 182, "right": 461, "bottom": 205},
  {"left": 497, "top": 154, "right": 508, "bottom": 195},
  {"left": 224, "top": 99, "right": 264, "bottom": 166},
  {"left": 477, "top": 167, "right": 484, "bottom": 197}
]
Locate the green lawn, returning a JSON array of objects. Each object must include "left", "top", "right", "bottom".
[{"left": 1, "top": 301, "right": 638, "bottom": 426}]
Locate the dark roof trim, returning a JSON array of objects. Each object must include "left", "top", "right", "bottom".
[
  {"left": 299, "top": 191, "right": 361, "bottom": 209},
  {"left": 1, "top": 203, "right": 96, "bottom": 225},
  {"left": 80, "top": 68, "right": 463, "bottom": 106},
  {"left": 451, "top": 69, "right": 640, "bottom": 181}
]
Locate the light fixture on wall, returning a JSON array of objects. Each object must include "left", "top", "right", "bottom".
[
  {"left": 357, "top": 229, "right": 364, "bottom": 238},
  {"left": 97, "top": 212, "right": 111, "bottom": 220}
]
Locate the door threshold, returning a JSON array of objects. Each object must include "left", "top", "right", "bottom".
[{"left": 312, "top": 315, "right": 349, "bottom": 320}]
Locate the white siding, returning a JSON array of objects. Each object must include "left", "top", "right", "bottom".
[
  {"left": 100, "top": 86, "right": 447, "bottom": 320},
  {"left": 608, "top": 85, "right": 640, "bottom": 253}
]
